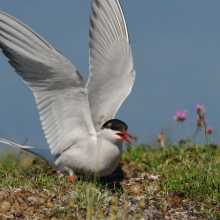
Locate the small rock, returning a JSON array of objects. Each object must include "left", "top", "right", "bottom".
[
  {"left": 14, "top": 188, "right": 22, "bottom": 193},
  {"left": 148, "top": 175, "right": 159, "bottom": 181},
  {"left": 27, "top": 196, "right": 39, "bottom": 203},
  {"left": 1, "top": 201, "right": 11, "bottom": 211},
  {"left": 129, "top": 183, "right": 143, "bottom": 195}
]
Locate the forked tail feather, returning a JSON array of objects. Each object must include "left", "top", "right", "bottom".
[{"left": 0, "top": 138, "right": 58, "bottom": 169}]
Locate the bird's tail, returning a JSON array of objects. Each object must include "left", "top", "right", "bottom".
[
  {"left": 0, "top": 138, "right": 58, "bottom": 169},
  {"left": 0, "top": 138, "right": 34, "bottom": 149}
]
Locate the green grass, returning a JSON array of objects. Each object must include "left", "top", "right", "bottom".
[
  {"left": 1, "top": 142, "right": 220, "bottom": 219},
  {"left": 121, "top": 142, "right": 220, "bottom": 218}
]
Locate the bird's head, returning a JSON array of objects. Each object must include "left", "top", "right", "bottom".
[{"left": 101, "top": 119, "right": 133, "bottom": 145}]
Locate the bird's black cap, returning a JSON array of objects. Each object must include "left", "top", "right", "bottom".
[{"left": 101, "top": 119, "right": 128, "bottom": 132}]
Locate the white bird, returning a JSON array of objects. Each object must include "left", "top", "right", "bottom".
[{"left": 0, "top": 0, "right": 135, "bottom": 184}]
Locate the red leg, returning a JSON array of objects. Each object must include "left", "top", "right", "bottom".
[{"left": 69, "top": 175, "right": 75, "bottom": 184}]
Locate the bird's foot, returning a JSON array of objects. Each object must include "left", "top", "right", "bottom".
[{"left": 69, "top": 175, "right": 75, "bottom": 184}]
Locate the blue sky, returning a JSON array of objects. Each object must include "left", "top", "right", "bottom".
[{"left": 1, "top": 1, "right": 220, "bottom": 155}]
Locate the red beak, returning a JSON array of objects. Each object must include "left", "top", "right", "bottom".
[{"left": 116, "top": 131, "right": 133, "bottom": 145}]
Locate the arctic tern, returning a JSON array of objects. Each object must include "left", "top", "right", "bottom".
[{"left": 0, "top": 0, "right": 136, "bottom": 184}]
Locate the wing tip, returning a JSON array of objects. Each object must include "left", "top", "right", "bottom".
[
  {"left": 90, "top": 0, "right": 130, "bottom": 44},
  {"left": 0, "top": 9, "right": 56, "bottom": 51},
  {"left": 115, "top": 0, "right": 130, "bottom": 43}
]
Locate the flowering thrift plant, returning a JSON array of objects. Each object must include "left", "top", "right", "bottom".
[
  {"left": 173, "top": 110, "right": 188, "bottom": 123},
  {"left": 196, "top": 102, "right": 207, "bottom": 127},
  {"left": 196, "top": 116, "right": 207, "bottom": 127},
  {"left": 206, "top": 127, "right": 214, "bottom": 135},
  {"left": 173, "top": 110, "right": 187, "bottom": 145},
  {"left": 196, "top": 102, "right": 203, "bottom": 111},
  {"left": 196, "top": 102, "right": 206, "bottom": 117}
]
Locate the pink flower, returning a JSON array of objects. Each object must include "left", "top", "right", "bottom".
[
  {"left": 173, "top": 110, "right": 188, "bottom": 122},
  {"left": 196, "top": 102, "right": 206, "bottom": 117},
  {"left": 196, "top": 102, "right": 203, "bottom": 111},
  {"left": 206, "top": 127, "right": 214, "bottom": 135}
]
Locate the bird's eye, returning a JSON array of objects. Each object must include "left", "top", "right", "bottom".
[{"left": 112, "top": 125, "right": 116, "bottom": 129}]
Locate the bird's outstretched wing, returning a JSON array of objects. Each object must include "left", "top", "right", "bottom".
[
  {"left": 0, "top": 11, "right": 96, "bottom": 155},
  {"left": 87, "top": 0, "right": 136, "bottom": 131}
]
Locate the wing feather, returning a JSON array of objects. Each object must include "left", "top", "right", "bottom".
[
  {"left": 87, "top": 0, "right": 136, "bottom": 130},
  {"left": 0, "top": 10, "right": 96, "bottom": 155}
]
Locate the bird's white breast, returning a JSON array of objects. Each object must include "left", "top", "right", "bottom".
[{"left": 54, "top": 131, "right": 123, "bottom": 177}]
